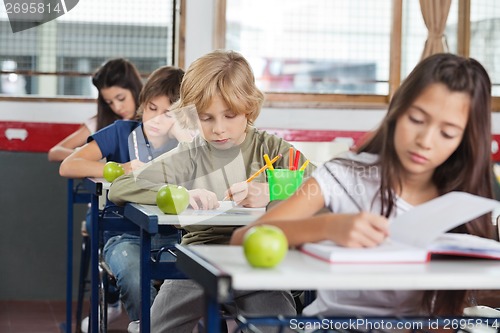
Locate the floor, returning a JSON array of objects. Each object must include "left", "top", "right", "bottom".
[{"left": 0, "top": 300, "right": 129, "bottom": 333}]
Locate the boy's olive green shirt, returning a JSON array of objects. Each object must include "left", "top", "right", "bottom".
[{"left": 108, "top": 128, "right": 315, "bottom": 245}]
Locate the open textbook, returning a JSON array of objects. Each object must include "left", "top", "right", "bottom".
[{"left": 300, "top": 192, "right": 500, "bottom": 263}]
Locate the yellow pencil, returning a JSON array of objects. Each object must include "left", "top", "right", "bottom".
[
  {"left": 263, "top": 153, "right": 274, "bottom": 171},
  {"left": 223, "top": 154, "right": 282, "bottom": 200},
  {"left": 298, "top": 159, "right": 310, "bottom": 171},
  {"left": 247, "top": 154, "right": 282, "bottom": 182}
]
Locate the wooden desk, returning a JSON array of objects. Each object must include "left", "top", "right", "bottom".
[
  {"left": 176, "top": 244, "right": 500, "bottom": 332},
  {"left": 123, "top": 202, "right": 265, "bottom": 333}
]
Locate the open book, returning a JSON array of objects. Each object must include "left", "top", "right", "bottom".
[{"left": 300, "top": 192, "right": 500, "bottom": 264}]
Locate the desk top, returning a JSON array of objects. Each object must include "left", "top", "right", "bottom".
[
  {"left": 177, "top": 245, "right": 500, "bottom": 291},
  {"left": 124, "top": 202, "right": 265, "bottom": 234},
  {"left": 83, "top": 177, "right": 111, "bottom": 195},
  {"left": 127, "top": 201, "right": 264, "bottom": 227}
]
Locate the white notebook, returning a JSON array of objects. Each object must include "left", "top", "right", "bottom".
[{"left": 301, "top": 192, "right": 500, "bottom": 264}]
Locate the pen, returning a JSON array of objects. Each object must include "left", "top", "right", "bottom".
[
  {"left": 289, "top": 147, "right": 294, "bottom": 170},
  {"left": 223, "top": 153, "right": 282, "bottom": 201}
]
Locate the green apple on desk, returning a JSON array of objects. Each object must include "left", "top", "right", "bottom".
[
  {"left": 243, "top": 225, "right": 288, "bottom": 268},
  {"left": 103, "top": 161, "right": 125, "bottom": 182},
  {"left": 156, "top": 184, "right": 190, "bottom": 214}
]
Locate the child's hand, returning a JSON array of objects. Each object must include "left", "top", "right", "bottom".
[
  {"left": 188, "top": 189, "right": 220, "bottom": 210},
  {"left": 225, "top": 181, "right": 269, "bottom": 208},
  {"left": 328, "top": 212, "right": 389, "bottom": 248},
  {"left": 129, "top": 159, "right": 145, "bottom": 171},
  {"left": 120, "top": 161, "right": 136, "bottom": 174}
]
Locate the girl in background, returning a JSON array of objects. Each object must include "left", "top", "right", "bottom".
[{"left": 48, "top": 58, "right": 142, "bottom": 162}]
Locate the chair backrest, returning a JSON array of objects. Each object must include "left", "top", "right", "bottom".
[{"left": 289, "top": 141, "right": 350, "bottom": 166}]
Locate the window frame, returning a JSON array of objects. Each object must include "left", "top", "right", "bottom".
[
  {"left": 214, "top": 0, "right": 500, "bottom": 111},
  {"left": 2, "top": 0, "right": 499, "bottom": 111},
  {"left": 0, "top": 0, "right": 183, "bottom": 103}
]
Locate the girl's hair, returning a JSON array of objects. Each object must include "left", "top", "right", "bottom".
[
  {"left": 356, "top": 53, "right": 495, "bottom": 315},
  {"left": 135, "top": 66, "right": 185, "bottom": 120},
  {"left": 92, "top": 58, "right": 143, "bottom": 130},
  {"left": 172, "top": 49, "right": 264, "bottom": 130}
]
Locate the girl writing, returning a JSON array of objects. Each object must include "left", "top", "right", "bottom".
[{"left": 231, "top": 53, "right": 498, "bottom": 316}]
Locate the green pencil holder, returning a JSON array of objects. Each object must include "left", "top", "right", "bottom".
[{"left": 267, "top": 169, "right": 304, "bottom": 201}]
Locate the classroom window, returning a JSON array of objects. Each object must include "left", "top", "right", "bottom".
[
  {"left": 226, "top": 0, "right": 392, "bottom": 96},
  {"left": 220, "top": 0, "right": 500, "bottom": 109},
  {"left": 0, "top": 0, "right": 176, "bottom": 98},
  {"left": 469, "top": 0, "right": 500, "bottom": 96}
]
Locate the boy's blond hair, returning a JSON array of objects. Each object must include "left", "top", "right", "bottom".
[{"left": 172, "top": 50, "right": 264, "bottom": 130}]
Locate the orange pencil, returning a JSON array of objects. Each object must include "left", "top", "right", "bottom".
[{"left": 289, "top": 147, "right": 294, "bottom": 170}]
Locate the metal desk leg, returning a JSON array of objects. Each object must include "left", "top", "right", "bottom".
[
  {"left": 66, "top": 179, "right": 74, "bottom": 333},
  {"left": 204, "top": 293, "right": 222, "bottom": 333},
  {"left": 140, "top": 230, "right": 152, "bottom": 333},
  {"left": 90, "top": 195, "right": 99, "bottom": 333}
]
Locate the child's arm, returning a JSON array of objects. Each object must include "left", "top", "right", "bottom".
[
  {"left": 230, "top": 177, "right": 389, "bottom": 247},
  {"left": 108, "top": 147, "right": 194, "bottom": 206},
  {"left": 48, "top": 125, "right": 91, "bottom": 162},
  {"left": 59, "top": 141, "right": 106, "bottom": 178}
]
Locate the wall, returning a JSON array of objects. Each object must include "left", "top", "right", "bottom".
[{"left": 0, "top": 151, "right": 87, "bottom": 300}]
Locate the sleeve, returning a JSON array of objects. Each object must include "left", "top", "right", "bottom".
[
  {"left": 89, "top": 124, "right": 118, "bottom": 159},
  {"left": 311, "top": 164, "right": 336, "bottom": 209},
  {"left": 84, "top": 116, "right": 97, "bottom": 134},
  {"left": 107, "top": 142, "right": 196, "bottom": 205},
  {"left": 108, "top": 172, "right": 161, "bottom": 205}
]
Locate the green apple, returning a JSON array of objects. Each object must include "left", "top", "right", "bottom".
[
  {"left": 103, "top": 161, "right": 125, "bottom": 182},
  {"left": 156, "top": 184, "right": 190, "bottom": 214},
  {"left": 243, "top": 225, "right": 288, "bottom": 268}
]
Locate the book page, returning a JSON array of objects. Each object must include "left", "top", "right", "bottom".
[
  {"left": 390, "top": 192, "right": 500, "bottom": 248},
  {"left": 430, "top": 233, "right": 500, "bottom": 259}
]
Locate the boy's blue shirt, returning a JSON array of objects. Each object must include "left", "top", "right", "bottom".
[
  {"left": 89, "top": 120, "right": 179, "bottom": 164},
  {"left": 89, "top": 120, "right": 140, "bottom": 163}
]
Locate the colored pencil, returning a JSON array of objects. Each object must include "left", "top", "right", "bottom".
[
  {"left": 298, "top": 159, "right": 310, "bottom": 171},
  {"left": 223, "top": 153, "right": 282, "bottom": 200},
  {"left": 247, "top": 154, "right": 282, "bottom": 182},
  {"left": 293, "top": 150, "right": 301, "bottom": 170},
  {"left": 263, "top": 153, "right": 274, "bottom": 171}
]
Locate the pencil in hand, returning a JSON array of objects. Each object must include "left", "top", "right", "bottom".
[{"left": 223, "top": 153, "right": 282, "bottom": 201}]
